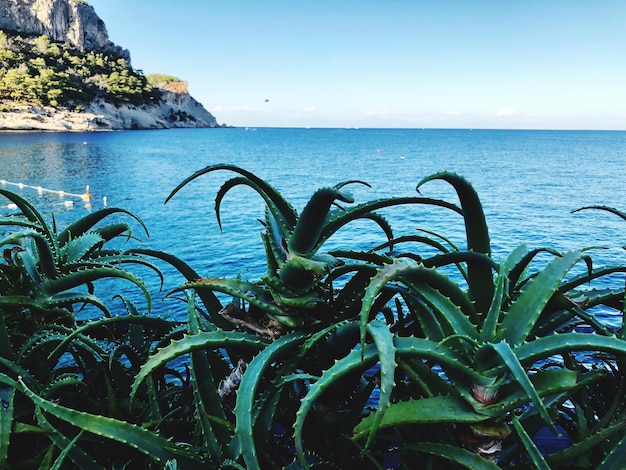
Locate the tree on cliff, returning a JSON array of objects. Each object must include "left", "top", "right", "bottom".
[{"left": 0, "top": 30, "right": 161, "bottom": 109}]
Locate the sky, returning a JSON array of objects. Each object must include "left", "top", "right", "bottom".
[{"left": 87, "top": 1, "right": 626, "bottom": 130}]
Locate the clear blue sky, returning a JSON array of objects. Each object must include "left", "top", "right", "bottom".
[{"left": 88, "top": 1, "right": 626, "bottom": 130}]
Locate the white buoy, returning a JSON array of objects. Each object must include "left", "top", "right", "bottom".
[{"left": 103, "top": 196, "right": 107, "bottom": 207}]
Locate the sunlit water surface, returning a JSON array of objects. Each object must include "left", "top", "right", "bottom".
[{"left": 1, "top": 128, "right": 625, "bottom": 327}]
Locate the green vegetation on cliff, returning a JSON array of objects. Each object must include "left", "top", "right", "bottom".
[
  {"left": 146, "top": 73, "right": 182, "bottom": 87},
  {"left": 0, "top": 30, "right": 161, "bottom": 110}
]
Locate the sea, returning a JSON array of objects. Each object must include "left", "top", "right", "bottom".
[{"left": 1, "top": 127, "right": 625, "bottom": 327}]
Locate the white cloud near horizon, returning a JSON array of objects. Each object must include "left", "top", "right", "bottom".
[
  {"left": 211, "top": 104, "right": 261, "bottom": 112},
  {"left": 496, "top": 108, "right": 516, "bottom": 116}
]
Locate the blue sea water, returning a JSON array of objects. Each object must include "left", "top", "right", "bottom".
[{"left": 1, "top": 127, "right": 625, "bottom": 326}]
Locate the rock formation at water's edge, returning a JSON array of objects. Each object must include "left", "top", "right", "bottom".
[{"left": 0, "top": 0, "right": 224, "bottom": 130}]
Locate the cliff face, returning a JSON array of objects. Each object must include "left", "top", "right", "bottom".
[
  {"left": 0, "top": 0, "right": 129, "bottom": 60},
  {"left": 0, "top": 0, "right": 223, "bottom": 130}
]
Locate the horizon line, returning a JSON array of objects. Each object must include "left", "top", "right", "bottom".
[{"left": 230, "top": 126, "right": 626, "bottom": 132}]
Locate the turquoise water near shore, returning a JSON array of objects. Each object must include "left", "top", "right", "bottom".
[{"left": 1, "top": 128, "right": 625, "bottom": 324}]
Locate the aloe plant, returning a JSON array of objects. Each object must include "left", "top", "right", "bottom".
[
  {"left": 3, "top": 168, "right": 624, "bottom": 468},
  {"left": 337, "top": 176, "right": 626, "bottom": 467},
  {"left": 164, "top": 164, "right": 467, "bottom": 333},
  {"left": 0, "top": 190, "right": 216, "bottom": 467},
  {"left": 159, "top": 167, "right": 626, "bottom": 468}
]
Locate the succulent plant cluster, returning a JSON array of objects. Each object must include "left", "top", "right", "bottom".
[{"left": 1, "top": 165, "right": 626, "bottom": 469}]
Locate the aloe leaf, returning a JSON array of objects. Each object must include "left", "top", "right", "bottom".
[
  {"left": 480, "top": 267, "right": 507, "bottom": 342},
  {"left": 128, "top": 248, "right": 228, "bottom": 328},
  {"left": 164, "top": 163, "right": 298, "bottom": 228},
  {"left": 511, "top": 334, "right": 626, "bottom": 369},
  {"left": 43, "top": 291, "right": 111, "bottom": 315},
  {"left": 41, "top": 266, "right": 151, "bottom": 311},
  {"left": 70, "top": 253, "right": 164, "bottom": 283},
  {"left": 560, "top": 265, "right": 626, "bottom": 292},
  {"left": 295, "top": 338, "right": 482, "bottom": 467},
  {"left": 61, "top": 233, "right": 105, "bottom": 263},
  {"left": 333, "top": 179, "right": 371, "bottom": 191},
  {"left": 0, "top": 189, "right": 50, "bottom": 234},
  {"left": 356, "top": 212, "right": 395, "bottom": 246},
  {"left": 293, "top": 343, "right": 379, "bottom": 468},
  {"left": 362, "top": 320, "right": 395, "bottom": 450},
  {"left": 0, "top": 385, "right": 14, "bottom": 464},
  {"left": 481, "top": 244, "right": 529, "bottom": 340},
  {"left": 0, "top": 217, "right": 41, "bottom": 232},
  {"left": 546, "top": 420, "right": 626, "bottom": 466},
  {"left": 402, "top": 442, "right": 501, "bottom": 469},
  {"left": 0, "top": 316, "right": 12, "bottom": 362},
  {"left": 298, "top": 320, "right": 357, "bottom": 361},
  {"left": 131, "top": 330, "right": 269, "bottom": 401},
  {"left": 260, "top": 232, "right": 281, "bottom": 280},
  {"left": 500, "top": 250, "right": 588, "bottom": 346},
  {"left": 506, "top": 247, "right": 562, "bottom": 292},
  {"left": 2, "top": 230, "right": 58, "bottom": 279},
  {"left": 215, "top": 176, "right": 294, "bottom": 236},
  {"left": 220, "top": 459, "right": 247, "bottom": 470},
  {"left": 23, "top": 332, "right": 107, "bottom": 376},
  {"left": 289, "top": 187, "right": 354, "bottom": 256},
  {"left": 182, "top": 277, "right": 291, "bottom": 320},
  {"left": 316, "top": 196, "right": 463, "bottom": 254},
  {"left": 93, "top": 222, "right": 135, "bottom": 243},
  {"left": 479, "top": 341, "right": 557, "bottom": 434},
  {"left": 404, "top": 282, "right": 478, "bottom": 342},
  {"left": 57, "top": 207, "right": 148, "bottom": 246},
  {"left": 358, "top": 259, "right": 415, "bottom": 352},
  {"left": 353, "top": 395, "right": 486, "bottom": 440},
  {"left": 394, "top": 336, "right": 484, "bottom": 382},
  {"left": 511, "top": 415, "right": 551, "bottom": 470},
  {"left": 398, "top": 287, "right": 446, "bottom": 339},
  {"left": 572, "top": 205, "right": 626, "bottom": 221},
  {"left": 50, "top": 429, "right": 87, "bottom": 470},
  {"left": 422, "top": 250, "right": 496, "bottom": 271},
  {"left": 234, "top": 332, "right": 308, "bottom": 470},
  {"left": 0, "top": 295, "right": 48, "bottom": 311},
  {"left": 480, "top": 368, "right": 602, "bottom": 417},
  {"left": 264, "top": 208, "right": 289, "bottom": 260},
  {"left": 330, "top": 250, "right": 391, "bottom": 266},
  {"left": 185, "top": 294, "right": 230, "bottom": 461},
  {"left": 277, "top": 255, "right": 329, "bottom": 292},
  {"left": 416, "top": 172, "right": 490, "bottom": 254},
  {"left": 372, "top": 234, "right": 452, "bottom": 255},
  {"left": 0, "top": 192, "right": 58, "bottom": 276},
  {"left": 417, "top": 172, "right": 493, "bottom": 313},
  {"left": 47, "top": 315, "right": 174, "bottom": 360},
  {"left": 418, "top": 227, "right": 461, "bottom": 251},
  {"left": 359, "top": 259, "right": 478, "bottom": 345},
  {"left": 17, "top": 377, "right": 205, "bottom": 467},
  {"left": 34, "top": 408, "right": 102, "bottom": 469}
]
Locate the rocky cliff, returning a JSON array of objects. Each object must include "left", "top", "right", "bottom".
[
  {"left": 0, "top": 0, "right": 223, "bottom": 130},
  {"left": 0, "top": 0, "right": 129, "bottom": 59}
]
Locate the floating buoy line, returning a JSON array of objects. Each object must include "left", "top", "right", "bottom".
[{"left": 0, "top": 179, "right": 101, "bottom": 210}]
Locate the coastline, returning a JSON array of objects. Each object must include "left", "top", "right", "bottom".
[{"left": 0, "top": 99, "right": 224, "bottom": 132}]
